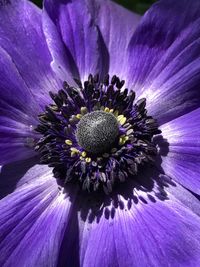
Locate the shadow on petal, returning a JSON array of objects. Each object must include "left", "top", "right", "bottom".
[
  {"left": 57, "top": 191, "right": 81, "bottom": 267},
  {"left": 0, "top": 156, "right": 39, "bottom": 199},
  {"left": 65, "top": 134, "right": 176, "bottom": 224}
]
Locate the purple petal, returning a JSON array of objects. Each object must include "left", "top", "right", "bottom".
[
  {"left": 0, "top": 46, "right": 40, "bottom": 165},
  {"left": 0, "top": 161, "right": 49, "bottom": 199},
  {"left": 127, "top": 0, "right": 200, "bottom": 124},
  {"left": 160, "top": 108, "right": 200, "bottom": 195},
  {"left": 42, "top": 5, "right": 79, "bottom": 86},
  {"left": 81, "top": 181, "right": 200, "bottom": 267},
  {"left": 0, "top": 0, "right": 62, "bottom": 106},
  {"left": 43, "top": 0, "right": 103, "bottom": 83},
  {"left": 88, "top": 0, "right": 140, "bottom": 78},
  {"left": 0, "top": 170, "right": 76, "bottom": 267}
]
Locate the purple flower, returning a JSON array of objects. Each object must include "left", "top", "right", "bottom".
[{"left": 0, "top": 0, "right": 200, "bottom": 266}]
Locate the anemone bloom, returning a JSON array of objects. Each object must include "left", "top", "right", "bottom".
[{"left": 0, "top": 0, "right": 200, "bottom": 266}]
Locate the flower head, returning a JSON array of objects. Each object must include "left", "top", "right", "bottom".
[{"left": 0, "top": 0, "right": 200, "bottom": 266}]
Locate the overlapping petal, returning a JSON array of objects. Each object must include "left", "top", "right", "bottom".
[
  {"left": 43, "top": 0, "right": 140, "bottom": 83},
  {"left": 0, "top": 161, "right": 48, "bottom": 199},
  {"left": 0, "top": 0, "right": 68, "bottom": 165},
  {"left": 127, "top": 0, "right": 200, "bottom": 124},
  {"left": 160, "top": 108, "right": 200, "bottom": 195},
  {"left": 0, "top": 46, "right": 39, "bottom": 165},
  {"left": 81, "top": 180, "right": 200, "bottom": 267},
  {"left": 87, "top": 0, "right": 140, "bottom": 78},
  {"left": 43, "top": 0, "right": 102, "bottom": 83},
  {"left": 0, "top": 0, "right": 62, "bottom": 106},
  {"left": 0, "top": 168, "right": 76, "bottom": 267}
]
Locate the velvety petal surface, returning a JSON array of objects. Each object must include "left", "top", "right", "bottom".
[
  {"left": 43, "top": 0, "right": 102, "bottom": 83},
  {"left": 0, "top": 160, "right": 46, "bottom": 199},
  {"left": 0, "top": 0, "right": 62, "bottom": 106},
  {"left": 160, "top": 108, "right": 200, "bottom": 195},
  {"left": 0, "top": 46, "right": 40, "bottom": 165},
  {"left": 80, "top": 178, "right": 200, "bottom": 267},
  {"left": 0, "top": 166, "right": 76, "bottom": 267},
  {"left": 128, "top": 0, "right": 200, "bottom": 124},
  {"left": 0, "top": 0, "right": 71, "bottom": 165},
  {"left": 88, "top": 0, "right": 140, "bottom": 78}
]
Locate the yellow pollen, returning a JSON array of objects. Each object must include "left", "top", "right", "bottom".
[
  {"left": 85, "top": 157, "right": 91, "bottom": 163},
  {"left": 70, "top": 147, "right": 80, "bottom": 157},
  {"left": 65, "top": 139, "right": 72, "bottom": 146},
  {"left": 104, "top": 107, "right": 110, "bottom": 112},
  {"left": 70, "top": 115, "right": 79, "bottom": 123},
  {"left": 80, "top": 107, "right": 88, "bottom": 115},
  {"left": 81, "top": 151, "right": 87, "bottom": 157},
  {"left": 117, "top": 115, "right": 127, "bottom": 125},
  {"left": 124, "top": 136, "right": 129, "bottom": 142},
  {"left": 119, "top": 135, "right": 129, "bottom": 145},
  {"left": 76, "top": 114, "right": 82, "bottom": 119},
  {"left": 114, "top": 110, "right": 119, "bottom": 117}
]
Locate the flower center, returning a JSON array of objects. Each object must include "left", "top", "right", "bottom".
[
  {"left": 76, "top": 111, "right": 119, "bottom": 154},
  {"left": 35, "top": 74, "right": 161, "bottom": 194}
]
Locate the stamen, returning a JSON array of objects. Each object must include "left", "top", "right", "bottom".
[
  {"left": 65, "top": 139, "right": 72, "bottom": 146},
  {"left": 35, "top": 74, "right": 161, "bottom": 193}
]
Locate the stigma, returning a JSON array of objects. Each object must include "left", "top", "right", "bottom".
[{"left": 76, "top": 111, "right": 119, "bottom": 154}]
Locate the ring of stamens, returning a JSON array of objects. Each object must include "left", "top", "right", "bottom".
[{"left": 35, "top": 74, "right": 161, "bottom": 193}]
